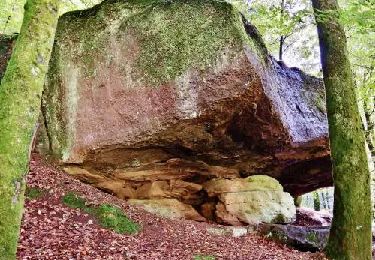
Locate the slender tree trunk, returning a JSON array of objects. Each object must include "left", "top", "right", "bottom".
[
  {"left": 278, "top": 35, "right": 285, "bottom": 61},
  {"left": 278, "top": 0, "right": 285, "bottom": 61},
  {"left": 312, "top": 0, "right": 372, "bottom": 259},
  {"left": 0, "top": 0, "right": 59, "bottom": 258},
  {"left": 364, "top": 96, "right": 375, "bottom": 223},
  {"left": 364, "top": 96, "right": 375, "bottom": 159}
]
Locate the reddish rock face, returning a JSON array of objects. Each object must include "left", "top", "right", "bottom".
[{"left": 42, "top": 0, "right": 331, "bottom": 218}]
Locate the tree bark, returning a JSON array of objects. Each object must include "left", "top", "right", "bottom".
[
  {"left": 312, "top": 0, "right": 372, "bottom": 259},
  {"left": 0, "top": 0, "right": 59, "bottom": 258}
]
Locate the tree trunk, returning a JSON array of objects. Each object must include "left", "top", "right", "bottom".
[
  {"left": 364, "top": 96, "right": 375, "bottom": 223},
  {"left": 0, "top": 0, "right": 59, "bottom": 258},
  {"left": 312, "top": 0, "right": 372, "bottom": 259},
  {"left": 364, "top": 96, "right": 375, "bottom": 160},
  {"left": 278, "top": 0, "right": 285, "bottom": 61},
  {"left": 278, "top": 35, "right": 285, "bottom": 61}
]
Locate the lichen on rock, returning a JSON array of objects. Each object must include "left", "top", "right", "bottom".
[
  {"left": 204, "top": 175, "right": 284, "bottom": 196},
  {"left": 205, "top": 176, "right": 296, "bottom": 225}
]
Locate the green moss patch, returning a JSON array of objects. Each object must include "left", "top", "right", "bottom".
[
  {"left": 62, "top": 192, "right": 140, "bottom": 234},
  {"left": 62, "top": 192, "right": 87, "bottom": 208},
  {"left": 306, "top": 231, "right": 318, "bottom": 244},
  {"left": 119, "top": 0, "right": 243, "bottom": 85},
  {"left": 92, "top": 204, "right": 140, "bottom": 234},
  {"left": 193, "top": 255, "right": 216, "bottom": 260},
  {"left": 246, "top": 175, "right": 283, "bottom": 191},
  {"left": 25, "top": 186, "right": 45, "bottom": 200},
  {"left": 54, "top": 0, "right": 253, "bottom": 85}
]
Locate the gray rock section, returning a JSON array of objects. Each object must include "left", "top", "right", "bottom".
[{"left": 258, "top": 224, "right": 329, "bottom": 252}]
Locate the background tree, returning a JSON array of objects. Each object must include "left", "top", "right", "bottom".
[
  {"left": 312, "top": 0, "right": 372, "bottom": 258},
  {"left": 341, "top": 0, "right": 375, "bottom": 163},
  {"left": 246, "top": 0, "right": 319, "bottom": 71},
  {"left": 0, "top": 0, "right": 59, "bottom": 258}
]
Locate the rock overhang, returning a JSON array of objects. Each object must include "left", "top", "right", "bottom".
[{"left": 41, "top": 0, "right": 332, "bottom": 219}]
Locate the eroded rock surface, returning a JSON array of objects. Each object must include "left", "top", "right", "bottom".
[
  {"left": 43, "top": 0, "right": 332, "bottom": 223},
  {"left": 206, "top": 176, "right": 296, "bottom": 225},
  {"left": 128, "top": 198, "right": 206, "bottom": 222}
]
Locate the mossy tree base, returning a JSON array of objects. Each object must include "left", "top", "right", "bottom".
[{"left": 0, "top": 0, "right": 59, "bottom": 258}]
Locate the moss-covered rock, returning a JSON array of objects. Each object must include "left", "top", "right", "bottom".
[
  {"left": 258, "top": 223, "right": 330, "bottom": 252},
  {"left": 205, "top": 176, "right": 296, "bottom": 225},
  {"left": 219, "top": 190, "right": 295, "bottom": 225},
  {"left": 44, "top": 0, "right": 261, "bottom": 161},
  {"left": 43, "top": 0, "right": 330, "bottom": 200},
  {"left": 204, "top": 175, "right": 283, "bottom": 196}
]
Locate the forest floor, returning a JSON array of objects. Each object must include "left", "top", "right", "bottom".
[{"left": 17, "top": 154, "right": 327, "bottom": 260}]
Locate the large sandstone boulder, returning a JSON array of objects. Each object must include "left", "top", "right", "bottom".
[
  {"left": 43, "top": 0, "right": 331, "bottom": 196},
  {"left": 42, "top": 0, "right": 332, "bottom": 223},
  {"left": 205, "top": 176, "right": 296, "bottom": 225}
]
